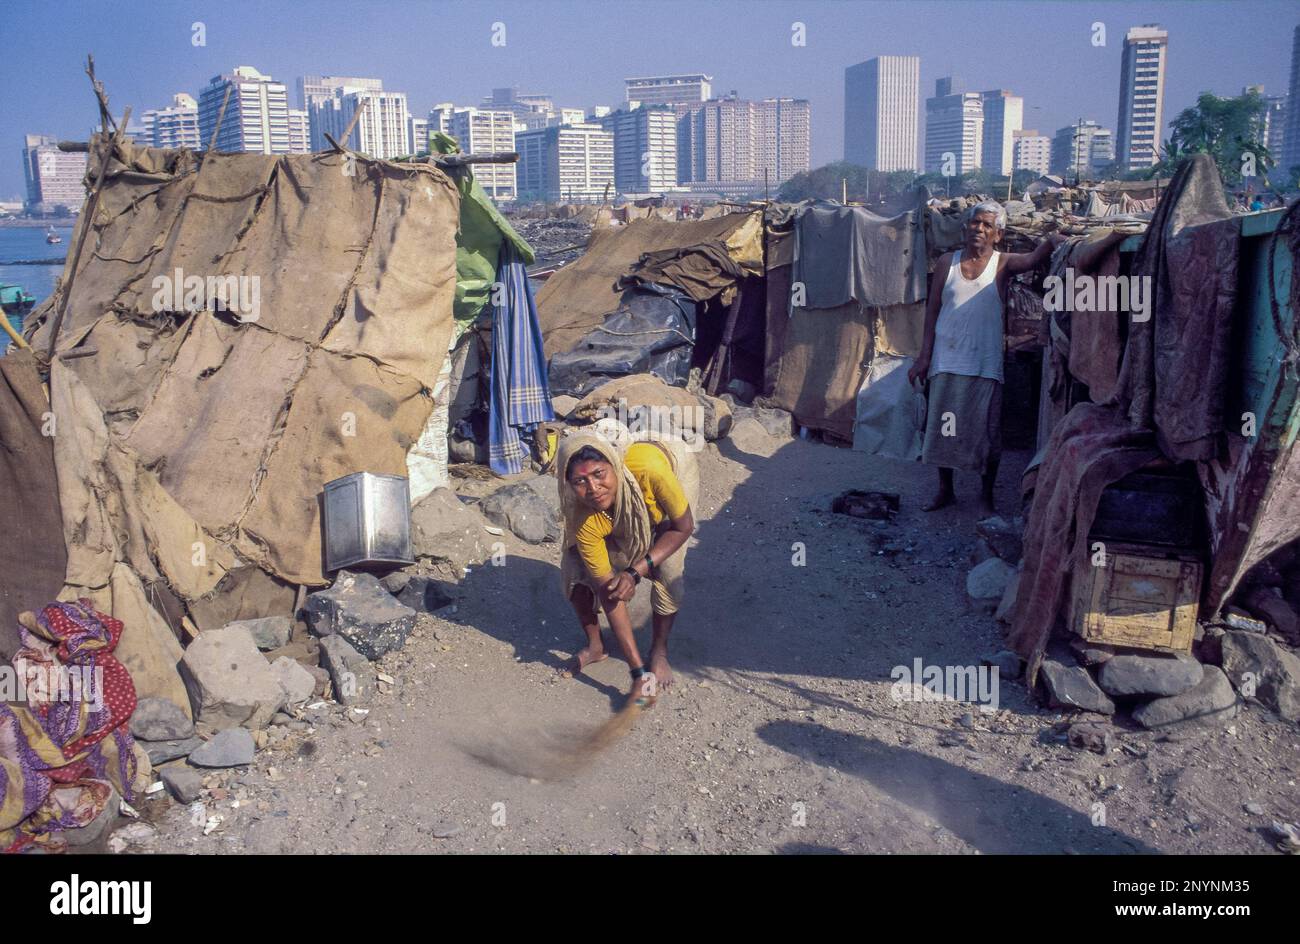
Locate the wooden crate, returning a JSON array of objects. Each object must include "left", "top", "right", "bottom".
[{"left": 1070, "top": 543, "right": 1200, "bottom": 653}]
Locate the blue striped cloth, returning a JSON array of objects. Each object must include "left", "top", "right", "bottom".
[{"left": 488, "top": 242, "right": 555, "bottom": 475}]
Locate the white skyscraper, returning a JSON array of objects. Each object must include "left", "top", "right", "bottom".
[
  {"left": 1012, "top": 129, "right": 1051, "bottom": 176},
  {"left": 1051, "top": 121, "right": 1114, "bottom": 180},
  {"left": 601, "top": 105, "right": 681, "bottom": 194},
  {"left": 1116, "top": 24, "right": 1169, "bottom": 170},
  {"left": 980, "top": 89, "right": 1023, "bottom": 176},
  {"left": 143, "top": 93, "right": 201, "bottom": 150},
  {"left": 23, "top": 134, "right": 88, "bottom": 213},
  {"left": 925, "top": 77, "right": 984, "bottom": 175},
  {"left": 447, "top": 108, "right": 518, "bottom": 200},
  {"left": 843, "top": 55, "right": 919, "bottom": 172},
  {"left": 624, "top": 74, "right": 713, "bottom": 107},
  {"left": 516, "top": 123, "right": 614, "bottom": 202},
  {"left": 198, "top": 66, "right": 305, "bottom": 154},
  {"left": 1283, "top": 25, "right": 1300, "bottom": 176},
  {"left": 306, "top": 78, "right": 410, "bottom": 159}
]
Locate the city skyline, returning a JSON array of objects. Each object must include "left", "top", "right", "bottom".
[{"left": 2, "top": 0, "right": 1296, "bottom": 199}]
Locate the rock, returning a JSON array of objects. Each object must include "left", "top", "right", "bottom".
[
  {"left": 224, "top": 615, "right": 293, "bottom": 651},
  {"left": 1244, "top": 802, "right": 1265, "bottom": 816},
  {"left": 752, "top": 405, "right": 794, "bottom": 439},
  {"left": 725, "top": 379, "right": 758, "bottom": 403},
  {"left": 994, "top": 571, "right": 1021, "bottom": 623},
  {"left": 981, "top": 650, "right": 1022, "bottom": 680},
  {"left": 180, "top": 625, "right": 286, "bottom": 730},
  {"left": 317, "top": 635, "right": 377, "bottom": 706},
  {"left": 144, "top": 736, "right": 203, "bottom": 765},
  {"left": 62, "top": 786, "right": 120, "bottom": 848},
  {"left": 975, "top": 515, "right": 1023, "bottom": 563},
  {"left": 1132, "top": 665, "right": 1239, "bottom": 729},
  {"left": 1067, "top": 722, "right": 1113, "bottom": 753},
  {"left": 1040, "top": 658, "right": 1116, "bottom": 715},
  {"left": 479, "top": 483, "right": 560, "bottom": 544},
  {"left": 1070, "top": 638, "right": 1118, "bottom": 666},
  {"left": 160, "top": 765, "right": 203, "bottom": 803},
  {"left": 380, "top": 571, "right": 412, "bottom": 595},
  {"left": 966, "top": 558, "right": 1016, "bottom": 611},
  {"left": 1097, "top": 652, "right": 1203, "bottom": 698},
  {"left": 107, "top": 822, "right": 156, "bottom": 854},
  {"left": 1241, "top": 586, "right": 1300, "bottom": 643},
  {"left": 448, "top": 435, "right": 481, "bottom": 464},
  {"left": 1221, "top": 631, "right": 1300, "bottom": 721},
  {"left": 1223, "top": 607, "right": 1267, "bottom": 633},
  {"left": 271, "top": 657, "right": 316, "bottom": 707},
  {"left": 306, "top": 665, "right": 332, "bottom": 698},
  {"left": 189, "top": 728, "right": 256, "bottom": 767},
  {"left": 1195, "top": 624, "right": 1225, "bottom": 666},
  {"left": 304, "top": 570, "right": 417, "bottom": 661},
  {"left": 728, "top": 417, "right": 780, "bottom": 457},
  {"left": 551, "top": 394, "right": 579, "bottom": 419},
  {"left": 521, "top": 474, "right": 559, "bottom": 509},
  {"left": 697, "top": 394, "right": 733, "bottom": 441},
  {"left": 129, "top": 697, "right": 194, "bottom": 741},
  {"left": 396, "top": 575, "right": 456, "bottom": 613},
  {"left": 409, "top": 487, "right": 488, "bottom": 571}
]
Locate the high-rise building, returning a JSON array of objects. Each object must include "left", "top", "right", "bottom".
[
  {"left": 23, "top": 134, "right": 88, "bottom": 214},
  {"left": 754, "top": 97, "right": 812, "bottom": 186},
  {"left": 624, "top": 74, "right": 713, "bottom": 107},
  {"left": 1116, "top": 24, "right": 1168, "bottom": 170},
  {"left": 142, "top": 93, "right": 201, "bottom": 150},
  {"left": 1244, "top": 85, "right": 1287, "bottom": 164},
  {"left": 925, "top": 77, "right": 984, "bottom": 174},
  {"left": 680, "top": 95, "right": 810, "bottom": 188},
  {"left": 288, "top": 110, "right": 310, "bottom": 154},
  {"left": 409, "top": 117, "right": 429, "bottom": 153},
  {"left": 428, "top": 104, "right": 455, "bottom": 136},
  {"left": 447, "top": 109, "right": 517, "bottom": 199},
  {"left": 1012, "top": 129, "right": 1051, "bottom": 176},
  {"left": 297, "top": 75, "right": 383, "bottom": 111},
  {"left": 1283, "top": 26, "right": 1300, "bottom": 176},
  {"left": 482, "top": 87, "right": 555, "bottom": 122},
  {"left": 600, "top": 105, "right": 681, "bottom": 194},
  {"left": 516, "top": 123, "right": 614, "bottom": 202},
  {"left": 980, "top": 89, "right": 1023, "bottom": 176},
  {"left": 1051, "top": 121, "right": 1114, "bottom": 180},
  {"left": 843, "top": 56, "right": 919, "bottom": 172},
  {"left": 198, "top": 66, "right": 307, "bottom": 154}
]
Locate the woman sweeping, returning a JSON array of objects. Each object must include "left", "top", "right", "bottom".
[{"left": 555, "top": 429, "right": 698, "bottom": 703}]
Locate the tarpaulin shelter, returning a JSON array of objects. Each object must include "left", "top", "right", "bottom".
[{"left": 18, "top": 134, "right": 461, "bottom": 676}]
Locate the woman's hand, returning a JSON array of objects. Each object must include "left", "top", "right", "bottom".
[
  {"left": 907, "top": 354, "right": 931, "bottom": 386},
  {"left": 605, "top": 571, "right": 638, "bottom": 603}
]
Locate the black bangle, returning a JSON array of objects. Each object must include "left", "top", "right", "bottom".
[
  {"left": 630, "top": 666, "right": 648, "bottom": 680},
  {"left": 624, "top": 566, "right": 641, "bottom": 585}
]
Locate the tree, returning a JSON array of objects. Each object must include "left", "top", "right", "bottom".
[
  {"left": 776, "top": 162, "right": 916, "bottom": 204},
  {"left": 1154, "top": 90, "right": 1273, "bottom": 186}
]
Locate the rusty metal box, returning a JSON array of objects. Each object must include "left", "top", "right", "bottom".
[
  {"left": 322, "top": 472, "right": 414, "bottom": 572},
  {"left": 1070, "top": 542, "right": 1200, "bottom": 653}
]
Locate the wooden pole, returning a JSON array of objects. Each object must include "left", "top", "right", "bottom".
[
  {"left": 46, "top": 109, "right": 131, "bottom": 360},
  {"left": 338, "top": 98, "right": 370, "bottom": 151},
  {"left": 207, "top": 84, "right": 233, "bottom": 152}
]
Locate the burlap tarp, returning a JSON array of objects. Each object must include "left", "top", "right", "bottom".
[
  {"left": 0, "top": 351, "right": 66, "bottom": 664},
  {"left": 23, "top": 136, "right": 460, "bottom": 637},
  {"left": 537, "top": 211, "right": 763, "bottom": 358}
]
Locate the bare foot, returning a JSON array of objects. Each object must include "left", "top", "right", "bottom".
[
  {"left": 558, "top": 643, "right": 607, "bottom": 677},
  {"left": 648, "top": 648, "right": 674, "bottom": 690},
  {"left": 923, "top": 490, "right": 956, "bottom": 512}
]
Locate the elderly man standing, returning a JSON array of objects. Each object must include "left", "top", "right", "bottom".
[{"left": 908, "top": 201, "right": 1064, "bottom": 513}]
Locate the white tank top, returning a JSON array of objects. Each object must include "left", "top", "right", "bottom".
[{"left": 929, "top": 249, "right": 1004, "bottom": 382}]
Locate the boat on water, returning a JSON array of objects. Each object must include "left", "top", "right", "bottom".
[
  {"left": 45, "top": 225, "right": 63, "bottom": 245},
  {"left": 1, "top": 282, "right": 36, "bottom": 354}
]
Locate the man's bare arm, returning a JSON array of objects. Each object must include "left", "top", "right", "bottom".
[{"left": 908, "top": 253, "right": 951, "bottom": 383}]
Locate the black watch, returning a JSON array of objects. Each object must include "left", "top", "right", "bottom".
[{"left": 624, "top": 566, "right": 642, "bottom": 584}]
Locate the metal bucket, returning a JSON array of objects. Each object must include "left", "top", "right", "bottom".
[{"left": 322, "top": 472, "right": 414, "bottom": 572}]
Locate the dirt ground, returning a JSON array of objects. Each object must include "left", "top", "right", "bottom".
[{"left": 138, "top": 433, "right": 1299, "bottom": 855}]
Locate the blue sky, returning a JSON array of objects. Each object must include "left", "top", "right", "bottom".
[{"left": 2, "top": 0, "right": 1296, "bottom": 199}]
